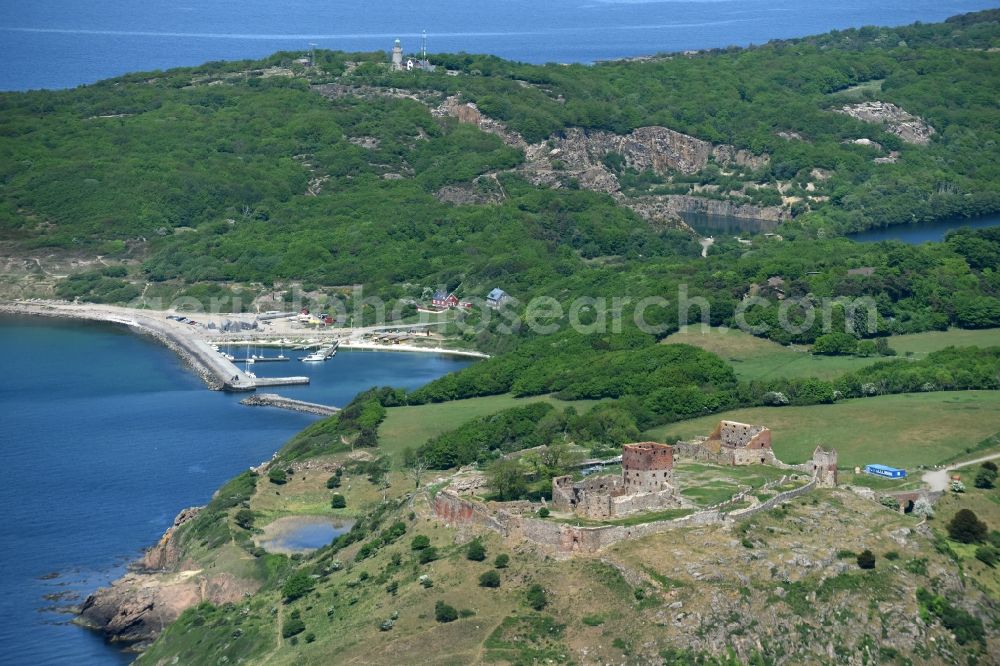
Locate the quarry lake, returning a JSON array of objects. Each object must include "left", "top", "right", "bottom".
[{"left": 0, "top": 315, "right": 470, "bottom": 665}]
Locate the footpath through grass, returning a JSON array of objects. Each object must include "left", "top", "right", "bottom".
[{"left": 644, "top": 391, "right": 1000, "bottom": 469}]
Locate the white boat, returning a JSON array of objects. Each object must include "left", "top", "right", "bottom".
[{"left": 301, "top": 352, "right": 326, "bottom": 362}]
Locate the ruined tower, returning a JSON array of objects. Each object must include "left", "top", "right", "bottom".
[
  {"left": 811, "top": 446, "right": 838, "bottom": 487},
  {"left": 622, "top": 442, "right": 674, "bottom": 493}
]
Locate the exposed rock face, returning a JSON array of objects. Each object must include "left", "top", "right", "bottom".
[
  {"left": 837, "top": 101, "right": 935, "bottom": 145},
  {"left": 77, "top": 505, "right": 259, "bottom": 647},
  {"left": 141, "top": 506, "right": 200, "bottom": 571},
  {"left": 624, "top": 194, "right": 789, "bottom": 228},
  {"left": 435, "top": 175, "right": 507, "bottom": 206},
  {"left": 77, "top": 571, "right": 254, "bottom": 647}
]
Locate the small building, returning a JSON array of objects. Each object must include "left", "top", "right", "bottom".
[
  {"left": 486, "top": 288, "right": 509, "bottom": 309},
  {"left": 811, "top": 445, "right": 838, "bottom": 487},
  {"left": 864, "top": 464, "right": 907, "bottom": 479},
  {"left": 710, "top": 420, "right": 776, "bottom": 466},
  {"left": 431, "top": 290, "right": 459, "bottom": 309}
]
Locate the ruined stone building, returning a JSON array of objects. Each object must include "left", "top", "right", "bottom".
[
  {"left": 552, "top": 442, "right": 681, "bottom": 520},
  {"left": 810, "top": 445, "right": 838, "bottom": 487},
  {"left": 674, "top": 420, "right": 778, "bottom": 466}
]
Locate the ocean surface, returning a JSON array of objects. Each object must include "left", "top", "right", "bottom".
[
  {"left": 0, "top": 315, "right": 470, "bottom": 665},
  {"left": 1, "top": 0, "right": 997, "bottom": 91}
]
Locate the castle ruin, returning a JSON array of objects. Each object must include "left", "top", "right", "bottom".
[
  {"left": 674, "top": 420, "right": 779, "bottom": 466},
  {"left": 552, "top": 442, "right": 681, "bottom": 520}
]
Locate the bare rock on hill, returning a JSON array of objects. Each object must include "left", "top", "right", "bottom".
[{"left": 837, "top": 101, "right": 935, "bottom": 145}]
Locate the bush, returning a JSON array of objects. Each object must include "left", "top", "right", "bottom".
[
  {"left": 879, "top": 496, "right": 900, "bottom": 511},
  {"left": 974, "top": 466, "right": 997, "bottom": 489},
  {"left": 434, "top": 600, "right": 458, "bottom": 623},
  {"left": 950, "top": 480, "right": 966, "bottom": 493},
  {"left": 234, "top": 508, "right": 255, "bottom": 530},
  {"left": 331, "top": 493, "right": 346, "bottom": 509},
  {"left": 418, "top": 546, "right": 439, "bottom": 564},
  {"left": 948, "top": 509, "right": 988, "bottom": 544},
  {"left": 884, "top": 551, "right": 900, "bottom": 561},
  {"left": 537, "top": 507, "right": 550, "bottom": 518},
  {"left": 856, "top": 549, "right": 876, "bottom": 569},
  {"left": 326, "top": 475, "right": 342, "bottom": 489},
  {"left": 913, "top": 498, "right": 935, "bottom": 518},
  {"left": 282, "top": 571, "right": 316, "bottom": 602},
  {"left": 494, "top": 553, "right": 510, "bottom": 569},
  {"left": 983, "top": 461, "right": 998, "bottom": 472},
  {"left": 282, "top": 612, "right": 306, "bottom": 638},
  {"left": 268, "top": 467, "right": 288, "bottom": 485},
  {"left": 466, "top": 539, "right": 486, "bottom": 561},
  {"left": 479, "top": 570, "right": 501, "bottom": 588},
  {"left": 835, "top": 549, "right": 856, "bottom": 559},
  {"left": 526, "top": 584, "right": 548, "bottom": 610},
  {"left": 411, "top": 535, "right": 430, "bottom": 550},
  {"left": 975, "top": 544, "right": 998, "bottom": 567}
]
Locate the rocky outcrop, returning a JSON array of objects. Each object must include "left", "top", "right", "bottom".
[
  {"left": 76, "top": 505, "right": 258, "bottom": 647},
  {"left": 77, "top": 570, "right": 254, "bottom": 647},
  {"left": 140, "top": 506, "right": 201, "bottom": 571},
  {"left": 837, "top": 101, "right": 935, "bottom": 145}
]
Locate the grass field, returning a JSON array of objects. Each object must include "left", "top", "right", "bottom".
[
  {"left": 378, "top": 393, "right": 599, "bottom": 462},
  {"left": 662, "top": 326, "right": 999, "bottom": 382},
  {"left": 643, "top": 391, "right": 1000, "bottom": 469}
]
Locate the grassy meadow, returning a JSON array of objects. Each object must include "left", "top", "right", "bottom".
[
  {"left": 378, "top": 394, "right": 598, "bottom": 463},
  {"left": 643, "top": 391, "right": 1000, "bottom": 469},
  {"left": 662, "top": 326, "right": 999, "bottom": 382}
]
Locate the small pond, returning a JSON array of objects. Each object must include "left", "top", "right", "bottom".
[{"left": 256, "top": 515, "right": 353, "bottom": 554}]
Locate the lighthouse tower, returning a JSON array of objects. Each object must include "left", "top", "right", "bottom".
[{"left": 391, "top": 39, "right": 403, "bottom": 71}]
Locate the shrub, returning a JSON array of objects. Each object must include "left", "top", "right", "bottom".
[
  {"left": 282, "top": 610, "right": 305, "bottom": 638},
  {"left": 857, "top": 549, "right": 876, "bottom": 570},
  {"left": 268, "top": 467, "right": 288, "bottom": 485},
  {"left": 951, "top": 480, "right": 966, "bottom": 493},
  {"left": 537, "top": 507, "right": 550, "bottom": 518},
  {"left": 762, "top": 391, "right": 789, "bottom": 406},
  {"left": 879, "top": 496, "right": 900, "bottom": 511},
  {"left": 418, "top": 546, "right": 439, "bottom": 564},
  {"left": 974, "top": 466, "right": 996, "bottom": 489},
  {"left": 331, "top": 493, "right": 346, "bottom": 509},
  {"left": 304, "top": 632, "right": 316, "bottom": 643},
  {"left": 948, "top": 509, "right": 988, "bottom": 544},
  {"left": 434, "top": 600, "right": 458, "bottom": 623},
  {"left": 479, "top": 570, "right": 501, "bottom": 588},
  {"left": 466, "top": 539, "right": 486, "bottom": 561},
  {"left": 916, "top": 588, "right": 985, "bottom": 645},
  {"left": 326, "top": 475, "right": 341, "bottom": 489},
  {"left": 974, "top": 544, "right": 998, "bottom": 567},
  {"left": 884, "top": 551, "right": 900, "bottom": 561},
  {"left": 582, "top": 614, "right": 605, "bottom": 626},
  {"left": 526, "top": 584, "right": 548, "bottom": 610},
  {"left": 411, "top": 535, "right": 430, "bottom": 550},
  {"left": 741, "top": 538, "right": 754, "bottom": 549},
  {"left": 913, "top": 498, "right": 935, "bottom": 518},
  {"left": 282, "top": 571, "right": 316, "bottom": 602},
  {"left": 234, "top": 508, "right": 255, "bottom": 530},
  {"left": 494, "top": 553, "right": 510, "bottom": 569},
  {"left": 983, "top": 461, "right": 998, "bottom": 473},
  {"left": 835, "top": 549, "right": 856, "bottom": 559}
]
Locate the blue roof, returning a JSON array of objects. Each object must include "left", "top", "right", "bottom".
[
  {"left": 487, "top": 288, "right": 507, "bottom": 300},
  {"left": 432, "top": 290, "right": 448, "bottom": 299},
  {"left": 866, "top": 464, "right": 905, "bottom": 473}
]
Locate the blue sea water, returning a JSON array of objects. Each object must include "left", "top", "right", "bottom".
[
  {"left": 0, "top": 0, "right": 997, "bottom": 91},
  {"left": 0, "top": 316, "right": 469, "bottom": 665}
]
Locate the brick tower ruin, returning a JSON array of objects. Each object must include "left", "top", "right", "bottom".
[{"left": 622, "top": 442, "right": 674, "bottom": 493}]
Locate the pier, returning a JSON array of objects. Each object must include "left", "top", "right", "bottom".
[{"left": 240, "top": 393, "right": 339, "bottom": 416}]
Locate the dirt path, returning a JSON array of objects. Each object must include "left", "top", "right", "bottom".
[{"left": 921, "top": 452, "right": 1000, "bottom": 491}]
